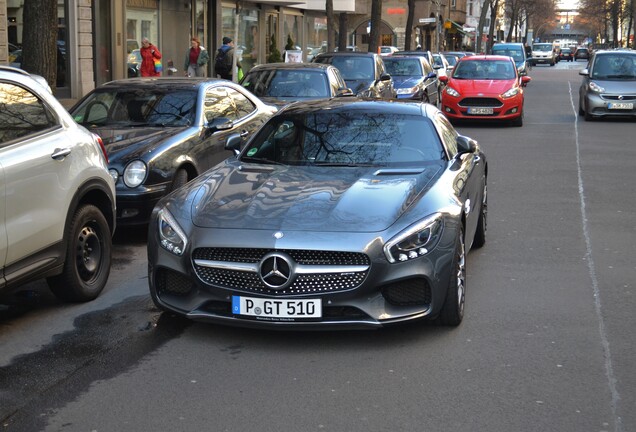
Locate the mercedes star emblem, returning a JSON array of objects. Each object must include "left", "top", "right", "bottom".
[{"left": 259, "top": 252, "right": 294, "bottom": 290}]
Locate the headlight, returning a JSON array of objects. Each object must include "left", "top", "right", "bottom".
[
  {"left": 501, "top": 87, "right": 520, "bottom": 98},
  {"left": 445, "top": 87, "right": 460, "bottom": 97},
  {"left": 589, "top": 82, "right": 605, "bottom": 93},
  {"left": 123, "top": 160, "right": 147, "bottom": 187},
  {"left": 397, "top": 86, "right": 419, "bottom": 95},
  {"left": 108, "top": 169, "right": 119, "bottom": 183},
  {"left": 384, "top": 214, "right": 444, "bottom": 263},
  {"left": 158, "top": 208, "right": 187, "bottom": 256}
]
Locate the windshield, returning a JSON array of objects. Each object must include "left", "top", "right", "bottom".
[
  {"left": 328, "top": 57, "right": 374, "bottom": 80},
  {"left": 240, "top": 112, "right": 445, "bottom": 166},
  {"left": 533, "top": 44, "right": 552, "bottom": 52},
  {"left": 383, "top": 58, "right": 423, "bottom": 76},
  {"left": 452, "top": 60, "right": 516, "bottom": 80},
  {"left": 591, "top": 55, "right": 636, "bottom": 80},
  {"left": 242, "top": 69, "right": 330, "bottom": 99},
  {"left": 71, "top": 89, "right": 197, "bottom": 127},
  {"left": 492, "top": 46, "right": 524, "bottom": 62}
]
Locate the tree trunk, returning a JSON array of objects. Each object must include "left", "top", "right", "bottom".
[
  {"left": 405, "top": 0, "right": 416, "bottom": 50},
  {"left": 22, "top": 0, "right": 57, "bottom": 89},
  {"left": 477, "top": 0, "right": 492, "bottom": 53},
  {"left": 369, "top": 0, "right": 383, "bottom": 53},
  {"left": 326, "top": 0, "right": 336, "bottom": 52},
  {"left": 338, "top": 13, "right": 348, "bottom": 51},
  {"left": 488, "top": 0, "right": 500, "bottom": 53}
]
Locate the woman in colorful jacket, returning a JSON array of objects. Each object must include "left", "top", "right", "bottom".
[
  {"left": 184, "top": 37, "right": 210, "bottom": 77},
  {"left": 139, "top": 37, "right": 162, "bottom": 77}
]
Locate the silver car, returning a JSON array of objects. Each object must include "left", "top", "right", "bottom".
[
  {"left": 0, "top": 66, "right": 116, "bottom": 303},
  {"left": 147, "top": 99, "right": 487, "bottom": 329},
  {"left": 579, "top": 50, "right": 636, "bottom": 121}
]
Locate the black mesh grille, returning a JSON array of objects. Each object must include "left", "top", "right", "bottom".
[
  {"left": 381, "top": 278, "right": 432, "bottom": 306},
  {"left": 603, "top": 95, "right": 636, "bottom": 101},
  {"left": 192, "top": 248, "right": 370, "bottom": 296},
  {"left": 459, "top": 98, "right": 503, "bottom": 108},
  {"left": 156, "top": 268, "right": 195, "bottom": 296}
]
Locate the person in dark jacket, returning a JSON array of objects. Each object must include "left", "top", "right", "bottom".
[
  {"left": 214, "top": 36, "right": 240, "bottom": 80},
  {"left": 139, "top": 38, "right": 162, "bottom": 77},
  {"left": 184, "top": 37, "right": 210, "bottom": 77}
]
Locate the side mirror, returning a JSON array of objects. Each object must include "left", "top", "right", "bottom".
[
  {"left": 427, "top": 71, "right": 437, "bottom": 79},
  {"left": 579, "top": 69, "right": 589, "bottom": 76},
  {"left": 456, "top": 135, "right": 478, "bottom": 155},
  {"left": 438, "top": 75, "right": 449, "bottom": 84},
  {"left": 335, "top": 87, "right": 354, "bottom": 97},
  {"left": 379, "top": 73, "right": 391, "bottom": 82},
  {"left": 433, "top": 64, "right": 442, "bottom": 70},
  {"left": 206, "top": 116, "right": 233, "bottom": 131},
  {"left": 225, "top": 133, "right": 243, "bottom": 154},
  {"left": 521, "top": 75, "right": 531, "bottom": 87}
]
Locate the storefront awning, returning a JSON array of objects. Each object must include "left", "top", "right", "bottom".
[
  {"left": 302, "top": 0, "right": 355, "bottom": 12},
  {"left": 446, "top": 20, "right": 468, "bottom": 35}
]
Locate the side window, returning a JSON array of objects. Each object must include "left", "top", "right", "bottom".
[
  {"left": 435, "top": 113, "right": 458, "bottom": 158},
  {"left": 422, "top": 59, "right": 433, "bottom": 75},
  {"left": 203, "top": 86, "right": 238, "bottom": 122},
  {"left": 0, "top": 81, "right": 58, "bottom": 146},
  {"left": 227, "top": 88, "right": 256, "bottom": 118}
]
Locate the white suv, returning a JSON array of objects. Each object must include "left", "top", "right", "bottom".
[{"left": 0, "top": 66, "right": 116, "bottom": 302}]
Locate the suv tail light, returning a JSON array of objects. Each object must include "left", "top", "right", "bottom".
[{"left": 92, "top": 133, "right": 109, "bottom": 164}]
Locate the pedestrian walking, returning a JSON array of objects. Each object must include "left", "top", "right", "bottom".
[
  {"left": 140, "top": 37, "right": 162, "bottom": 77},
  {"left": 214, "top": 36, "right": 240, "bottom": 81},
  {"left": 184, "top": 37, "right": 210, "bottom": 77}
]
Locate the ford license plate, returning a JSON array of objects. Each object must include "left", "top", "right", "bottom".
[
  {"left": 608, "top": 102, "right": 633, "bottom": 110},
  {"left": 232, "top": 296, "right": 321, "bottom": 320},
  {"left": 468, "top": 107, "right": 494, "bottom": 115}
]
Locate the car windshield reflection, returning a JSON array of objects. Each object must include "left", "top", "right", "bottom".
[
  {"left": 72, "top": 89, "right": 197, "bottom": 127},
  {"left": 240, "top": 112, "right": 446, "bottom": 166}
]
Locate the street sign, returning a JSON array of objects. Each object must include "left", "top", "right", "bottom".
[{"left": 419, "top": 18, "right": 436, "bottom": 24}]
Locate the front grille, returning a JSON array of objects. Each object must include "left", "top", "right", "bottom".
[
  {"left": 459, "top": 98, "right": 503, "bottom": 108},
  {"left": 156, "top": 268, "right": 195, "bottom": 296},
  {"left": 381, "top": 278, "right": 432, "bottom": 306},
  {"left": 602, "top": 94, "right": 636, "bottom": 101},
  {"left": 192, "top": 248, "right": 370, "bottom": 296}
]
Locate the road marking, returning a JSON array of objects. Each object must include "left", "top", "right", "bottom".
[{"left": 569, "top": 82, "right": 623, "bottom": 432}]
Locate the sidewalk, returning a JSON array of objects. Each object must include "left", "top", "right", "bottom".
[{"left": 58, "top": 98, "right": 78, "bottom": 109}]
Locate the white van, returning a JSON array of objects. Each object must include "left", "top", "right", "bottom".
[{"left": 530, "top": 42, "right": 556, "bottom": 66}]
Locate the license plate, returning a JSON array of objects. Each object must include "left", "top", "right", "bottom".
[
  {"left": 232, "top": 296, "right": 322, "bottom": 320},
  {"left": 608, "top": 102, "right": 633, "bottom": 110},
  {"left": 468, "top": 107, "right": 494, "bottom": 115}
]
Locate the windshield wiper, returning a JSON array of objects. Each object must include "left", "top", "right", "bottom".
[{"left": 239, "top": 156, "right": 285, "bottom": 166}]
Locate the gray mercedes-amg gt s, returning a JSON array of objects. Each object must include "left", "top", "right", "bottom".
[{"left": 147, "top": 98, "right": 487, "bottom": 329}]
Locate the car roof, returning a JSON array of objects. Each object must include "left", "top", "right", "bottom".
[
  {"left": 95, "top": 76, "right": 228, "bottom": 90},
  {"left": 248, "top": 62, "right": 332, "bottom": 72},
  {"left": 277, "top": 97, "right": 429, "bottom": 117},
  {"left": 457, "top": 55, "right": 514, "bottom": 62},
  {"left": 0, "top": 65, "right": 53, "bottom": 93},
  {"left": 314, "top": 51, "right": 379, "bottom": 58}
]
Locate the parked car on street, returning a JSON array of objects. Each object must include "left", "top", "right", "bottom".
[
  {"left": 147, "top": 98, "right": 487, "bottom": 329},
  {"left": 578, "top": 49, "right": 636, "bottom": 121},
  {"left": 559, "top": 48, "right": 574, "bottom": 62},
  {"left": 312, "top": 51, "right": 396, "bottom": 99},
  {"left": 431, "top": 52, "right": 452, "bottom": 79},
  {"left": 491, "top": 43, "right": 530, "bottom": 76},
  {"left": 382, "top": 55, "right": 440, "bottom": 104},
  {"left": 439, "top": 55, "right": 531, "bottom": 126},
  {"left": 69, "top": 77, "right": 277, "bottom": 226},
  {"left": 127, "top": 49, "right": 142, "bottom": 78},
  {"left": 0, "top": 66, "right": 116, "bottom": 303},
  {"left": 240, "top": 62, "right": 352, "bottom": 107}
]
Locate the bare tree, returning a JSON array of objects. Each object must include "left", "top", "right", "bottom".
[
  {"left": 368, "top": 0, "right": 383, "bottom": 53},
  {"left": 327, "top": 0, "right": 336, "bottom": 52},
  {"left": 21, "top": 0, "right": 57, "bottom": 89},
  {"left": 338, "top": 13, "right": 349, "bottom": 51},
  {"left": 405, "top": 0, "right": 416, "bottom": 50}
]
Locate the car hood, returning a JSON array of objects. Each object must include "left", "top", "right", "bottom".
[
  {"left": 449, "top": 79, "right": 516, "bottom": 95},
  {"left": 590, "top": 79, "right": 636, "bottom": 94},
  {"left": 89, "top": 126, "right": 188, "bottom": 159},
  {"left": 345, "top": 79, "right": 375, "bottom": 94},
  {"left": 392, "top": 76, "right": 423, "bottom": 88},
  {"left": 190, "top": 161, "right": 444, "bottom": 232}
]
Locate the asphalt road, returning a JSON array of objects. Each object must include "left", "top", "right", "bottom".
[{"left": 1, "top": 59, "right": 634, "bottom": 432}]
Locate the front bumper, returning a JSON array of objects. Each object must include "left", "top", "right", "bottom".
[
  {"left": 116, "top": 182, "right": 170, "bottom": 226},
  {"left": 583, "top": 92, "right": 636, "bottom": 118},
  {"left": 147, "top": 223, "right": 460, "bottom": 329},
  {"left": 441, "top": 96, "right": 523, "bottom": 121}
]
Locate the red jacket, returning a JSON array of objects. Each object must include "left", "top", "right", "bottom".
[{"left": 140, "top": 44, "right": 162, "bottom": 77}]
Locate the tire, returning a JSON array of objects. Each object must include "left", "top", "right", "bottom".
[
  {"left": 578, "top": 103, "right": 585, "bottom": 116},
  {"left": 48, "top": 204, "right": 112, "bottom": 302},
  {"left": 511, "top": 111, "right": 523, "bottom": 127},
  {"left": 437, "top": 228, "right": 466, "bottom": 326},
  {"left": 472, "top": 181, "right": 487, "bottom": 249},
  {"left": 583, "top": 102, "right": 593, "bottom": 121},
  {"left": 170, "top": 168, "right": 189, "bottom": 192}
]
